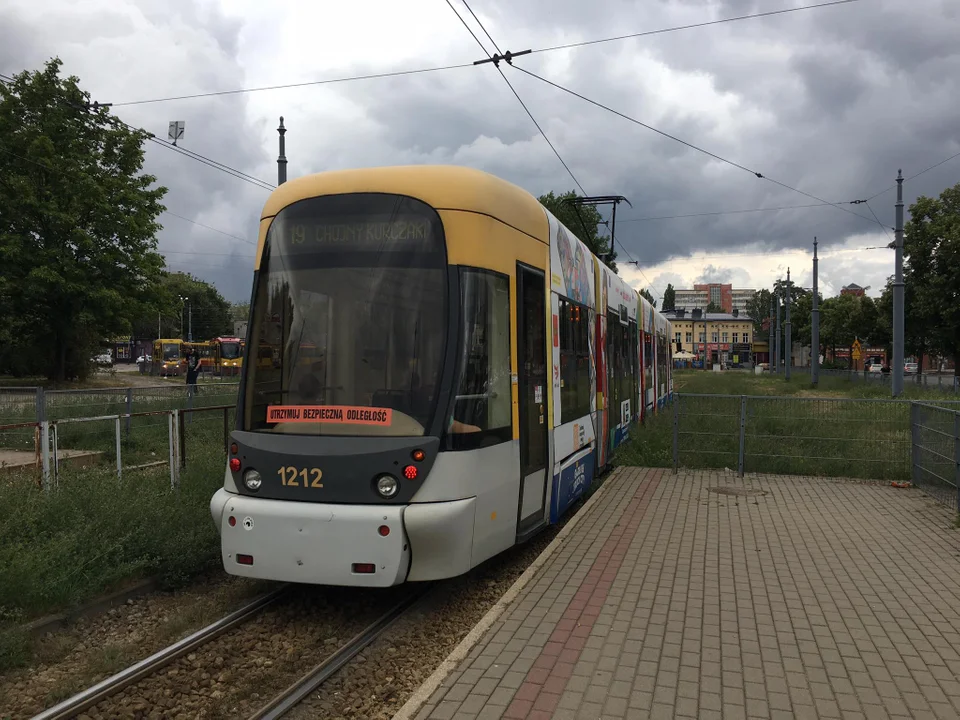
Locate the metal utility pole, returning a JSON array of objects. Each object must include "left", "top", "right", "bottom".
[
  {"left": 812, "top": 238, "right": 820, "bottom": 386},
  {"left": 784, "top": 268, "right": 792, "bottom": 381},
  {"left": 892, "top": 170, "right": 905, "bottom": 397},
  {"left": 768, "top": 296, "right": 774, "bottom": 372},
  {"left": 775, "top": 284, "right": 782, "bottom": 374},
  {"left": 277, "top": 117, "right": 288, "bottom": 186},
  {"left": 188, "top": 301, "right": 193, "bottom": 342}
]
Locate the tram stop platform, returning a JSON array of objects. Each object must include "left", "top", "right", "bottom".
[{"left": 396, "top": 466, "right": 960, "bottom": 720}]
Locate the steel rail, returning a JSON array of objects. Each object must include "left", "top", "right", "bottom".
[
  {"left": 249, "top": 585, "right": 433, "bottom": 720},
  {"left": 32, "top": 585, "right": 289, "bottom": 720}
]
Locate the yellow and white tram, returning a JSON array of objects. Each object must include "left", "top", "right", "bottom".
[{"left": 210, "top": 165, "right": 672, "bottom": 587}]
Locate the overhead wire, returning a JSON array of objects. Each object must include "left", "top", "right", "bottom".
[
  {"left": 864, "top": 148, "right": 960, "bottom": 201},
  {"left": 530, "top": 0, "right": 859, "bottom": 54},
  {"left": 451, "top": 0, "right": 662, "bottom": 299},
  {"left": 511, "top": 65, "right": 885, "bottom": 233},
  {"left": 98, "top": 1, "right": 858, "bottom": 108}
]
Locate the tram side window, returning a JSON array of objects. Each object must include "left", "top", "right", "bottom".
[
  {"left": 446, "top": 269, "right": 512, "bottom": 450},
  {"left": 559, "top": 297, "right": 590, "bottom": 424}
]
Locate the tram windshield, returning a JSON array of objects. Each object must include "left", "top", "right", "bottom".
[
  {"left": 243, "top": 193, "right": 447, "bottom": 436},
  {"left": 162, "top": 343, "right": 180, "bottom": 362},
  {"left": 220, "top": 342, "right": 241, "bottom": 360}
]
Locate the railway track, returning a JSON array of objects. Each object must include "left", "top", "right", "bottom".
[
  {"left": 247, "top": 584, "right": 432, "bottom": 720},
  {"left": 28, "top": 583, "right": 431, "bottom": 720},
  {"left": 31, "top": 586, "right": 289, "bottom": 720}
]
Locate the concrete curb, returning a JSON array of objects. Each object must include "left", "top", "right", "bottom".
[
  {"left": 19, "top": 577, "right": 160, "bottom": 638},
  {"left": 391, "top": 467, "right": 624, "bottom": 720}
]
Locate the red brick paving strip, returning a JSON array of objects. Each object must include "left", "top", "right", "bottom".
[{"left": 503, "top": 467, "right": 664, "bottom": 720}]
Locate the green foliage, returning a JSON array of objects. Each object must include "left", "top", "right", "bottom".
[
  {"left": 661, "top": 283, "right": 676, "bottom": 311},
  {"left": 899, "top": 182, "right": 960, "bottom": 371},
  {"left": 705, "top": 301, "right": 722, "bottom": 313},
  {"left": 639, "top": 288, "right": 657, "bottom": 308},
  {"left": 0, "top": 58, "right": 168, "bottom": 381},
  {"left": 231, "top": 302, "right": 250, "bottom": 324},
  {"left": 538, "top": 190, "right": 618, "bottom": 272},
  {"left": 746, "top": 289, "right": 773, "bottom": 336}
]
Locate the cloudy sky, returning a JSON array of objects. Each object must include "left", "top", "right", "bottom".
[{"left": 3, "top": 0, "right": 959, "bottom": 304}]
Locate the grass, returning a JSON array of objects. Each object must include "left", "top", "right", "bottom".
[
  {"left": 614, "top": 370, "right": 960, "bottom": 489},
  {"left": 0, "top": 433, "right": 228, "bottom": 672}
]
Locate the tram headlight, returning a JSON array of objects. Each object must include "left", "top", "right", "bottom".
[
  {"left": 243, "top": 469, "right": 262, "bottom": 492},
  {"left": 375, "top": 474, "right": 399, "bottom": 498}
]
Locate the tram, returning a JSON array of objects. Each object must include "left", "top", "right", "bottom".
[
  {"left": 212, "top": 336, "right": 244, "bottom": 376},
  {"left": 153, "top": 338, "right": 184, "bottom": 376},
  {"left": 210, "top": 166, "right": 672, "bottom": 587}
]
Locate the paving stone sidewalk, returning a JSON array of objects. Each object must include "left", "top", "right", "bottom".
[{"left": 412, "top": 467, "right": 960, "bottom": 720}]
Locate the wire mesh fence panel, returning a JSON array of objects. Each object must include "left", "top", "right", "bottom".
[
  {"left": 50, "top": 412, "right": 175, "bottom": 485},
  {"left": 0, "top": 387, "right": 40, "bottom": 425},
  {"left": 910, "top": 402, "right": 959, "bottom": 510},
  {"left": 0, "top": 422, "right": 42, "bottom": 487},
  {"left": 742, "top": 397, "right": 910, "bottom": 480},
  {"left": 180, "top": 405, "right": 235, "bottom": 471},
  {"left": 44, "top": 383, "right": 238, "bottom": 421},
  {"left": 674, "top": 394, "right": 741, "bottom": 471}
]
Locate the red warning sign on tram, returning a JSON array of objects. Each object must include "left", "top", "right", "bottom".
[{"left": 267, "top": 405, "right": 393, "bottom": 425}]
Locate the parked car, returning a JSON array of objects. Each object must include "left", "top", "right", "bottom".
[
  {"left": 867, "top": 363, "right": 883, "bottom": 374},
  {"left": 92, "top": 351, "right": 113, "bottom": 367},
  {"left": 904, "top": 362, "right": 919, "bottom": 374}
]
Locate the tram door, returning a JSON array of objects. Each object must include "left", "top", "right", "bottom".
[{"left": 516, "top": 265, "right": 549, "bottom": 540}]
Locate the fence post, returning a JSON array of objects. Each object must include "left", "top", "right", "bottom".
[
  {"left": 738, "top": 395, "right": 747, "bottom": 477},
  {"left": 169, "top": 410, "right": 180, "bottom": 491},
  {"left": 125, "top": 388, "right": 133, "bottom": 440},
  {"left": 35, "top": 386, "right": 46, "bottom": 425},
  {"left": 115, "top": 416, "right": 122, "bottom": 481},
  {"left": 178, "top": 407, "right": 187, "bottom": 469},
  {"left": 910, "top": 402, "right": 919, "bottom": 486},
  {"left": 40, "top": 420, "right": 51, "bottom": 493},
  {"left": 954, "top": 412, "right": 960, "bottom": 513},
  {"left": 672, "top": 395, "right": 679, "bottom": 474}
]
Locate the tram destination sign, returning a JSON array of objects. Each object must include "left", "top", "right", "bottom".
[
  {"left": 267, "top": 404, "right": 393, "bottom": 426},
  {"left": 281, "top": 216, "right": 433, "bottom": 253}
]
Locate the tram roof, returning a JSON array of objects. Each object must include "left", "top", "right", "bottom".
[{"left": 260, "top": 165, "right": 549, "bottom": 242}]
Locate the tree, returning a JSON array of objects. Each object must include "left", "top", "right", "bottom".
[
  {"left": 231, "top": 302, "right": 250, "bottom": 324},
  {"left": 745, "top": 289, "right": 774, "bottom": 337},
  {"left": 539, "top": 190, "right": 618, "bottom": 272},
  {"left": 639, "top": 288, "right": 657, "bottom": 308},
  {"left": 661, "top": 283, "right": 676, "bottom": 311},
  {"left": 902, "top": 183, "right": 960, "bottom": 375},
  {"left": 705, "top": 301, "right": 723, "bottom": 313},
  {"left": 157, "top": 272, "right": 232, "bottom": 340},
  {"left": 0, "top": 59, "right": 167, "bottom": 380}
]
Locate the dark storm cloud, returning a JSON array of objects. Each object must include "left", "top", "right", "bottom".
[{"left": 2, "top": 0, "right": 267, "bottom": 303}]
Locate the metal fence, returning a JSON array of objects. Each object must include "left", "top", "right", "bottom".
[
  {"left": 0, "top": 404, "right": 235, "bottom": 492},
  {"left": 0, "top": 382, "right": 239, "bottom": 425},
  {"left": 910, "top": 402, "right": 960, "bottom": 510},
  {"left": 672, "top": 393, "right": 960, "bottom": 485},
  {"left": 817, "top": 368, "right": 960, "bottom": 393}
]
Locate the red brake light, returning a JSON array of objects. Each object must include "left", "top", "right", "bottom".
[
  {"left": 229, "top": 458, "right": 241, "bottom": 472},
  {"left": 378, "top": 525, "right": 390, "bottom": 537},
  {"left": 237, "top": 554, "right": 254, "bottom": 565},
  {"left": 230, "top": 443, "right": 238, "bottom": 455},
  {"left": 403, "top": 465, "right": 418, "bottom": 480},
  {"left": 228, "top": 516, "right": 236, "bottom": 527},
  {"left": 352, "top": 563, "right": 376, "bottom": 574},
  {"left": 411, "top": 449, "right": 425, "bottom": 462}
]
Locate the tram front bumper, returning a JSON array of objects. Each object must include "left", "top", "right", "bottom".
[{"left": 210, "top": 488, "right": 410, "bottom": 587}]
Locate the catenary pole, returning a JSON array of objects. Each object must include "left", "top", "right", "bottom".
[
  {"left": 277, "top": 117, "right": 288, "bottom": 186},
  {"left": 775, "top": 283, "right": 782, "bottom": 374},
  {"left": 892, "top": 170, "right": 905, "bottom": 397},
  {"left": 784, "top": 268, "right": 792, "bottom": 380},
  {"left": 812, "top": 238, "right": 820, "bottom": 386},
  {"left": 768, "top": 296, "right": 774, "bottom": 373}
]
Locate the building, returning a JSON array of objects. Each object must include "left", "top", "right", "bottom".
[
  {"left": 672, "top": 283, "right": 755, "bottom": 314},
  {"left": 664, "top": 308, "right": 755, "bottom": 368},
  {"left": 840, "top": 283, "right": 867, "bottom": 297}
]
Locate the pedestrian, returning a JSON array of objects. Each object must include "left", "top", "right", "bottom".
[{"left": 186, "top": 348, "right": 201, "bottom": 398}]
